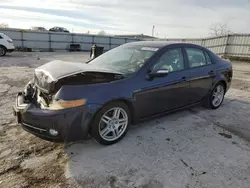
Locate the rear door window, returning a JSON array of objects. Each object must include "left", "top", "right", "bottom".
[
  {"left": 185, "top": 48, "right": 206, "bottom": 68},
  {"left": 204, "top": 52, "right": 212, "bottom": 64}
]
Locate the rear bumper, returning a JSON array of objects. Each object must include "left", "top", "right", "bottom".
[
  {"left": 7, "top": 49, "right": 14, "bottom": 53},
  {"left": 13, "top": 92, "right": 101, "bottom": 142},
  {"left": 226, "top": 81, "right": 231, "bottom": 92},
  {"left": 7, "top": 45, "right": 15, "bottom": 52}
]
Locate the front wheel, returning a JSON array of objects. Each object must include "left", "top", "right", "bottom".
[
  {"left": 0, "top": 46, "right": 7, "bottom": 56},
  {"left": 203, "top": 83, "right": 225, "bottom": 109},
  {"left": 91, "top": 102, "right": 131, "bottom": 145}
]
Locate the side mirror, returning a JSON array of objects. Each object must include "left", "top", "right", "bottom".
[{"left": 148, "top": 68, "right": 169, "bottom": 78}]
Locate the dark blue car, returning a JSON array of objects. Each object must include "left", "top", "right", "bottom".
[{"left": 13, "top": 41, "right": 233, "bottom": 145}]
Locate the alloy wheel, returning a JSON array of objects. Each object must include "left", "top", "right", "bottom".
[
  {"left": 0, "top": 47, "right": 5, "bottom": 56},
  {"left": 99, "top": 107, "right": 128, "bottom": 141},
  {"left": 212, "top": 85, "right": 224, "bottom": 107}
]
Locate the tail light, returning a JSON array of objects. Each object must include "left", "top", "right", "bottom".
[{"left": 7, "top": 40, "right": 13, "bottom": 43}]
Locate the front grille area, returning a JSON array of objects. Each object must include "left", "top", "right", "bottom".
[
  {"left": 21, "top": 122, "right": 61, "bottom": 141},
  {"left": 22, "top": 122, "right": 47, "bottom": 133}
]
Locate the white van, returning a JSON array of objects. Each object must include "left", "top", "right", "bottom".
[{"left": 0, "top": 33, "right": 15, "bottom": 56}]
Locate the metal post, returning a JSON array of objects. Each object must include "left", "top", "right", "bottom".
[
  {"left": 21, "top": 30, "right": 24, "bottom": 48},
  {"left": 71, "top": 34, "right": 74, "bottom": 44},
  {"left": 109, "top": 37, "right": 111, "bottom": 50},
  {"left": 48, "top": 32, "right": 52, "bottom": 52},
  {"left": 152, "top": 26, "right": 155, "bottom": 37},
  {"left": 225, "top": 34, "right": 230, "bottom": 57},
  {"left": 201, "top": 39, "right": 205, "bottom": 47},
  {"left": 92, "top": 35, "right": 94, "bottom": 45}
]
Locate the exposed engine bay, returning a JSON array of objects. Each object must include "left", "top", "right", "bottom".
[{"left": 23, "top": 70, "right": 124, "bottom": 109}]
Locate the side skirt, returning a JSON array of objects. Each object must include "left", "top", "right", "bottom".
[{"left": 139, "top": 101, "right": 201, "bottom": 123}]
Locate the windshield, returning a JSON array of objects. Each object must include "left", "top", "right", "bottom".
[{"left": 89, "top": 45, "right": 158, "bottom": 74}]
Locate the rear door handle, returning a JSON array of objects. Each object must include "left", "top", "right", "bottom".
[
  {"left": 180, "top": 76, "right": 187, "bottom": 82},
  {"left": 208, "top": 70, "right": 215, "bottom": 75}
]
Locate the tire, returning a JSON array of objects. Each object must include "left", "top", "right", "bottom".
[
  {"left": 0, "top": 45, "right": 7, "bottom": 56},
  {"left": 202, "top": 82, "right": 225, "bottom": 109},
  {"left": 91, "top": 101, "right": 131, "bottom": 145}
]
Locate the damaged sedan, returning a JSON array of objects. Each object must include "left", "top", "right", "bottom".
[{"left": 13, "top": 41, "right": 233, "bottom": 145}]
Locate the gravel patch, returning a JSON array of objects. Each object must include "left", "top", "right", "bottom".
[{"left": 0, "top": 52, "right": 250, "bottom": 188}]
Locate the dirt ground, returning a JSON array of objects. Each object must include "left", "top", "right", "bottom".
[{"left": 0, "top": 52, "right": 250, "bottom": 188}]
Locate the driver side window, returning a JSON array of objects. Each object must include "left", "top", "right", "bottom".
[{"left": 153, "top": 48, "right": 184, "bottom": 73}]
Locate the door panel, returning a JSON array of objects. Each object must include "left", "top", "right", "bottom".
[
  {"left": 134, "top": 71, "right": 191, "bottom": 118},
  {"left": 133, "top": 47, "right": 192, "bottom": 118},
  {"left": 188, "top": 66, "right": 214, "bottom": 102},
  {"left": 184, "top": 48, "right": 214, "bottom": 102}
]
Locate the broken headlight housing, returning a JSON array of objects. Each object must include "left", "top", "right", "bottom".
[{"left": 40, "top": 98, "right": 87, "bottom": 110}]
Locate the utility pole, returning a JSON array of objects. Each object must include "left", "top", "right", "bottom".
[{"left": 152, "top": 26, "right": 155, "bottom": 37}]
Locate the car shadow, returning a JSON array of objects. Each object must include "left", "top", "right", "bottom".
[{"left": 63, "top": 95, "right": 250, "bottom": 188}]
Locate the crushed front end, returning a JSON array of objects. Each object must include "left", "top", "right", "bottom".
[
  {"left": 13, "top": 79, "right": 94, "bottom": 142},
  {"left": 13, "top": 60, "right": 123, "bottom": 142}
]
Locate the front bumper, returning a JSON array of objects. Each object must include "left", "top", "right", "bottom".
[{"left": 13, "top": 92, "right": 101, "bottom": 142}]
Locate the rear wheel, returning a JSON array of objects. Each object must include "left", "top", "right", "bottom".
[
  {"left": 203, "top": 82, "right": 225, "bottom": 109},
  {"left": 91, "top": 102, "right": 131, "bottom": 145},
  {"left": 0, "top": 46, "right": 7, "bottom": 56}
]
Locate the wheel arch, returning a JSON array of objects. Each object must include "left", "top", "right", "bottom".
[
  {"left": 214, "top": 79, "right": 227, "bottom": 91},
  {"left": 203, "top": 79, "right": 227, "bottom": 109},
  {"left": 0, "top": 44, "right": 7, "bottom": 50},
  {"left": 0, "top": 45, "right": 7, "bottom": 56},
  {"left": 219, "top": 80, "right": 227, "bottom": 90},
  {"left": 87, "top": 98, "right": 136, "bottom": 133}
]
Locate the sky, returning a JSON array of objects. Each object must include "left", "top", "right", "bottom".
[{"left": 0, "top": 0, "right": 250, "bottom": 38}]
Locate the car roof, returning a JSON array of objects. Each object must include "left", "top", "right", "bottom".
[
  {"left": 54, "top": 26, "right": 65, "bottom": 29},
  {"left": 124, "top": 41, "right": 203, "bottom": 49}
]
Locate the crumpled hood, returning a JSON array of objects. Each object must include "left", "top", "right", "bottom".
[{"left": 35, "top": 60, "right": 122, "bottom": 81}]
